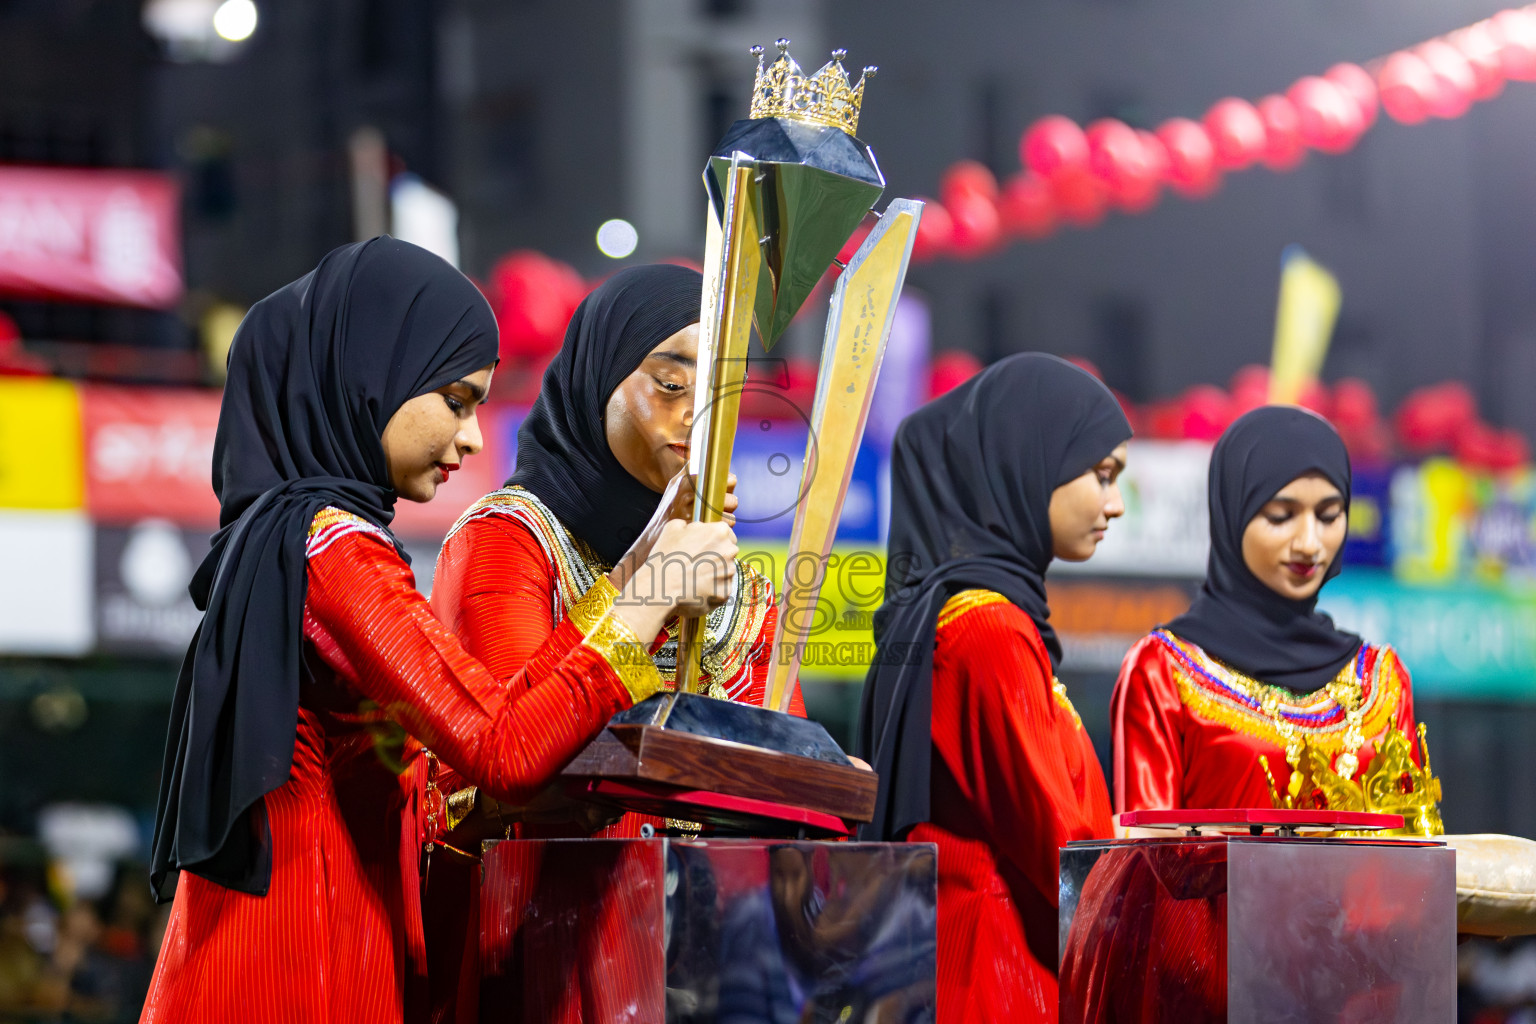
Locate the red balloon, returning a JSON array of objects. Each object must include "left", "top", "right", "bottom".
[
  {"left": 946, "top": 190, "right": 1003, "bottom": 258},
  {"left": 1331, "top": 377, "right": 1380, "bottom": 430},
  {"left": 487, "top": 251, "right": 588, "bottom": 361},
  {"left": 1417, "top": 40, "right": 1476, "bottom": 119},
  {"left": 1377, "top": 51, "right": 1437, "bottom": 125},
  {"left": 1139, "top": 130, "right": 1170, "bottom": 177},
  {"left": 928, "top": 350, "right": 984, "bottom": 400},
  {"left": 1051, "top": 167, "right": 1108, "bottom": 227},
  {"left": 1156, "top": 118, "right": 1221, "bottom": 197},
  {"left": 1181, "top": 385, "right": 1234, "bottom": 441},
  {"left": 1117, "top": 131, "right": 1167, "bottom": 213},
  {"left": 1448, "top": 23, "right": 1506, "bottom": 101},
  {"left": 1494, "top": 9, "right": 1536, "bottom": 83},
  {"left": 1086, "top": 119, "right": 1162, "bottom": 212},
  {"left": 940, "top": 160, "right": 999, "bottom": 205},
  {"left": 1144, "top": 399, "right": 1187, "bottom": 441},
  {"left": 1230, "top": 364, "right": 1271, "bottom": 415},
  {"left": 1287, "top": 76, "right": 1362, "bottom": 153},
  {"left": 1337, "top": 421, "right": 1393, "bottom": 464},
  {"left": 1452, "top": 419, "right": 1526, "bottom": 471},
  {"left": 1323, "top": 63, "right": 1379, "bottom": 131},
  {"left": 1256, "top": 95, "right": 1305, "bottom": 170},
  {"left": 1295, "top": 380, "right": 1333, "bottom": 421},
  {"left": 997, "top": 172, "right": 1057, "bottom": 240},
  {"left": 1203, "top": 98, "right": 1267, "bottom": 171},
  {"left": 1021, "top": 116, "right": 1090, "bottom": 181},
  {"left": 1085, "top": 119, "right": 1140, "bottom": 180},
  {"left": 1230, "top": 363, "right": 1271, "bottom": 393},
  {"left": 1491, "top": 428, "right": 1531, "bottom": 471},
  {"left": 910, "top": 198, "right": 955, "bottom": 261},
  {"left": 1394, "top": 380, "right": 1478, "bottom": 454}
]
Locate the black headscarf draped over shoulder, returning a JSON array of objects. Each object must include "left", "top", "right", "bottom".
[
  {"left": 149, "top": 237, "right": 499, "bottom": 900},
  {"left": 508, "top": 263, "right": 703, "bottom": 565},
  {"left": 1163, "top": 405, "right": 1361, "bottom": 693},
  {"left": 857, "top": 353, "right": 1133, "bottom": 842}
]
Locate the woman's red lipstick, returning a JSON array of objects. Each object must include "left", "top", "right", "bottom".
[
  {"left": 436, "top": 463, "right": 458, "bottom": 483},
  {"left": 1285, "top": 561, "right": 1319, "bottom": 579}
]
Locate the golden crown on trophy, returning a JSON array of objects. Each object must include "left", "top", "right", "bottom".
[
  {"left": 749, "top": 40, "right": 876, "bottom": 136},
  {"left": 1261, "top": 716, "right": 1445, "bottom": 837}
]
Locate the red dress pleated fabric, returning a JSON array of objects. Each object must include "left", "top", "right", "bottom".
[
  {"left": 140, "top": 508, "right": 650, "bottom": 1024},
  {"left": 1111, "top": 630, "right": 1416, "bottom": 816},
  {"left": 910, "top": 589, "right": 1113, "bottom": 1024}
]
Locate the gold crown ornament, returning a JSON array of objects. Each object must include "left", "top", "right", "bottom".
[
  {"left": 1261, "top": 715, "right": 1445, "bottom": 837},
  {"left": 749, "top": 40, "right": 876, "bottom": 137}
]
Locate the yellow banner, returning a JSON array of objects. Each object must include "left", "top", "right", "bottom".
[
  {"left": 0, "top": 378, "right": 84, "bottom": 510},
  {"left": 1270, "top": 246, "right": 1341, "bottom": 405},
  {"left": 742, "top": 542, "right": 883, "bottom": 682}
]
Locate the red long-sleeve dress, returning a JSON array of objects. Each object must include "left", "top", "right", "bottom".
[
  {"left": 1112, "top": 629, "right": 1415, "bottom": 817},
  {"left": 139, "top": 507, "right": 660, "bottom": 1024},
  {"left": 910, "top": 588, "right": 1113, "bottom": 1024}
]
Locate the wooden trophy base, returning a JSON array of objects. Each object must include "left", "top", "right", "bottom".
[{"left": 562, "top": 691, "right": 876, "bottom": 837}]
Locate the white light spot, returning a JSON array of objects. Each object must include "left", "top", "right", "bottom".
[
  {"left": 596, "top": 219, "right": 638, "bottom": 259},
  {"left": 121, "top": 520, "right": 192, "bottom": 606},
  {"left": 212, "top": 0, "right": 258, "bottom": 42}
]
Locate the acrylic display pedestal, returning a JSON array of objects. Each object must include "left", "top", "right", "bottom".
[
  {"left": 474, "top": 837, "right": 937, "bottom": 1023},
  {"left": 1058, "top": 811, "right": 1456, "bottom": 1024}
]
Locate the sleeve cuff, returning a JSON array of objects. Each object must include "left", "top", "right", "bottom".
[
  {"left": 567, "top": 574, "right": 619, "bottom": 634},
  {"left": 577, "top": 588, "right": 664, "bottom": 705}
]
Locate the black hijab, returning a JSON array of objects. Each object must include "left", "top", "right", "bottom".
[
  {"left": 508, "top": 264, "right": 702, "bottom": 565},
  {"left": 857, "top": 353, "right": 1133, "bottom": 841},
  {"left": 150, "top": 237, "right": 499, "bottom": 900},
  {"left": 1164, "top": 404, "right": 1361, "bottom": 693}
]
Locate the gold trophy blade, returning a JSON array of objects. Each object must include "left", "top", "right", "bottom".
[
  {"left": 678, "top": 157, "right": 764, "bottom": 693},
  {"left": 765, "top": 199, "right": 922, "bottom": 712}
]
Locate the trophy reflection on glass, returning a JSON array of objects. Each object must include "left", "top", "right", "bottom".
[{"left": 562, "top": 40, "right": 923, "bottom": 837}]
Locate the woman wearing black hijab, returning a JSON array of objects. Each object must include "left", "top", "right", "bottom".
[
  {"left": 857, "top": 353, "right": 1132, "bottom": 1023},
  {"left": 425, "top": 264, "right": 802, "bottom": 1022},
  {"left": 1112, "top": 405, "right": 1423, "bottom": 820},
  {"left": 141, "top": 239, "right": 735, "bottom": 1024},
  {"left": 432, "top": 263, "right": 803, "bottom": 740}
]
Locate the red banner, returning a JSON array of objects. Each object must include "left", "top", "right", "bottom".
[
  {"left": 82, "top": 385, "right": 220, "bottom": 527},
  {"left": 0, "top": 166, "right": 183, "bottom": 308}
]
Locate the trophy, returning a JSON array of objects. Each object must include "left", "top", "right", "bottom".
[{"left": 562, "top": 41, "right": 923, "bottom": 836}]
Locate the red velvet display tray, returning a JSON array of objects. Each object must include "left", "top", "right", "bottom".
[{"left": 1119, "top": 808, "right": 1405, "bottom": 831}]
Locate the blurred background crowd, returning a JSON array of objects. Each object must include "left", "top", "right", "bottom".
[{"left": 6, "top": 0, "right": 1536, "bottom": 1018}]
